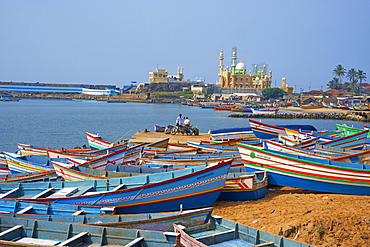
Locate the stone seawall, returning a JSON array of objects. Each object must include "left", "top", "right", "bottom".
[{"left": 229, "top": 112, "right": 369, "bottom": 122}]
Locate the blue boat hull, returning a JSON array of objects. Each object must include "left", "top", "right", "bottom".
[{"left": 217, "top": 186, "right": 267, "bottom": 201}]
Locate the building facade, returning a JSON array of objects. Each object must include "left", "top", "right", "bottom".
[
  {"left": 217, "top": 47, "right": 272, "bottom": 91},
  {"left": 149, "top": 66, "right": 184, "bottom": 83}
]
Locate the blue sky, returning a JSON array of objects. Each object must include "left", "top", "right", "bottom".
[{"left": 1, "top": 1, "right": 369, "bottom": 92}]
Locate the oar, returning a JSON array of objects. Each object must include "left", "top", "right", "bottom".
[{"left": 114, "top": 129, "right": 133, "bottom": 143}]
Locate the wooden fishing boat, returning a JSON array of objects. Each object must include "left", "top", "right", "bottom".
[
  {"left": 217, "top": 171, "right": 267, "bottom": 201},
  {"left": 200, "top": 138, "right": 244, "bottom": 146},
  {"left": 2, "top": 207, "right": 213, "bottom": 232},
  {"left": 138, "top": 155, "right": 241, "bottom": 167},
  {"left": 0, "top": 155, "right": 10, "bottom": 175},
  {"left": 0, "top": 216, "right": 176, "bottom": 246},
  {"left": 0, "top": 170, "right": 58, "bottom": 183},
  {"left": 213, "top": 105, "right": 231, "bottom": 110},
  {"left": 248, "top": 119, "right": 317, "bottom": 140},
  {"left": 318, "top": 129, "right": 369, "bottom": 150},
  {"left": 106, "top": 100, "right": 126, "bottom": 103},
  {"left": 5, "top": 159, "right": 232, "bottom": 214},
  {"left": 0, "top": 198, "right": 115, "bottom": 215},
  {"left": 264, "top": 139, "right": 370, "bottom": 164},
  {"left": 154, "top": 124, "right": 166, "bottom": 132},
  {"left": 251, "top": 108, "right": 279, "bottom": 114},
  {"left": 17, "top": 143, "right": 91, "bottom": 156},
  {"left": 186, "top": 141, "right": 239, "bottom": 152},
  {"left": 353, "top": 104, "right": 369, "bottom": 111},
  {"left": 146, "top": 138, "right": 170, "bottom": 148},
  {"left": 299, "top": 104, "right": 322, "bottom": 109},
  {"left": 237, "top": 143, "right": 370, "bottom": 195},
  {"left": 241, "top": 106, "right": 253, "bottom": 112},
  {"left": 336, "top": 123, "right": 370, "bottom": 138},
  {"left": 86, "top": 132, "right": 120, "bottom": 149},
  {"left": 173, "top": 215, "right": 312, "bottom": 247},
  {"left": 209, "top": 127, "right": 256, "bottom": 141},
  {"left": 4, "top": 152, "right": 56, "bottom": 173},
  {"left": 279, "top": 128, "right": 318, "bottom": 149}
]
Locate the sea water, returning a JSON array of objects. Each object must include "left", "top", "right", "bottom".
[{"left": 0, "top": 99, "right": 366, "bottom": 152}]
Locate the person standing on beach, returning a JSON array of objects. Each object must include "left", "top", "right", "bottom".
[{"left": 176, "top": 114, "right": 184, "bottom": 126}]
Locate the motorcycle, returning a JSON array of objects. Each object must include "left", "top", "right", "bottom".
[{"left": 170, "top": 125, "right": 194, "bottom": 135}]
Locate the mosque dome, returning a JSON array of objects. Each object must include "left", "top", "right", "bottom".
[
  {"left": 236, "top": 61, "right": 246, "bottom": 70},
  {"left": 235, "top": 61, "right": 247, "bottom": 74}
]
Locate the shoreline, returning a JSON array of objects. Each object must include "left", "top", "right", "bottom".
[{"left": 229, "top": 106, "right": 369, "bottom": 122}]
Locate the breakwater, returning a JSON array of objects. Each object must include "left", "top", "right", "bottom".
[{"left": 229, "top": 112, "right": 369, "bottom": 122}]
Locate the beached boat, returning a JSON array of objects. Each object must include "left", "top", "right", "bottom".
[
  {"left": 217, "top": 171, "right": 268, "bottom": 201},
  {"left": 0, "top": 216, "right": 176, "bottom": 246},
  {"left": 5, "top": 159, "right": 232, "bottom": 214},
  {"left": 248, "top": 119, "right": 318, "bottom": 140},
  {"left": 251, "top": 108, "right": 279, "bottom": 114},
  {"left": 138, "top": 155, "right": 241, "bottom": 167},
  {"left": 318, "top": 129, "right": 369, "bottom": 150},
  {"left": 213, "top": 105, "right": 231, "bottom": 110},
  {"left": 279, "top": 128, "right": 318, "bottom": 149},
  {"left": 336, "top": 124, "right": 370, "bottom": 138},
  {"left": 0, "top": 170, "right": 58, "bottom": 183},
  {"left": 4, "top": 152, "right": 56, "bottom": 173},
  {"left": 264, "top": 139, "right": 370, "bottom": 164},
  {"left": 154, "top": 124, "right": 166, "bottom": 132},
  {"left": 0, "top": 198, "right": 115, "bottom": 215},
  {"left": 299, "top": 104, "right": 322, "bottom": 109},
  {"left": 86, "top": 132, "right": 121, "bottom": 149},
  {"left": 237, "top": 143, "right": 370, "bottom": 195},
  {"left": 186, "top": 141, "right": 239, "bottom": 152},
  {"left": 173, "top": 215, "right": 312, "bottom": 247},
  {"left": 3, "top": 207, "right": 213, "bottom": 232},
  {"left": 208, "top": 127, "right": 256, "bottom": 141},
  {"left": 200, "top": 138, "right": 244, "bottom": 146},
  {"left": 17, "top": 143, "right": 91, "bottom": 156}
]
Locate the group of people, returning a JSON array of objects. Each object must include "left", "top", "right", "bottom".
[{"left": 176, "top": 114, "right": 191, "bottom": 126}]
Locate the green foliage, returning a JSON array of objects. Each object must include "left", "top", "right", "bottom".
[
  {"left": 262, "top": 88, "right": 287, "bottom": 100},
  {"left": 152, "top": 91, "right": 193, "bottom": 99}
]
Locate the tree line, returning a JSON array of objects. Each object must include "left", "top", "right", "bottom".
[{"left": 327, "top": 65, "right": 367, "bottom": 94}]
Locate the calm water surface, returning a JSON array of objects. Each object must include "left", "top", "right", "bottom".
[{"left": 0, "top": 99, "right": 366, "bottom": 152}]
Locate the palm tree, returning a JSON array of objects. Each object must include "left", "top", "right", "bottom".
[
  {"left": 327, "top": 77, "right": 340, "bottom": 89},
  {"left": 347, "top": 68, "right": 359, "bottom": 93},
  {"left": 358, "top": 70, "right": 367, "bottom": 84},
  {"left": 333, "top": 64, "right": 346, "bottom": 83}
]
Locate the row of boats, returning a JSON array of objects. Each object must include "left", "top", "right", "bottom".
[
  {"left": 0, "top": 130, "right": 316, "bottom": 246},
  {"left": 1, "top": 119, "right": 370, "bottom": 246}
]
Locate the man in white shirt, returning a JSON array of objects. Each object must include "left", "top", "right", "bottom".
[{"left": 176, "top": 114, "right": 184, "bottom": 126}]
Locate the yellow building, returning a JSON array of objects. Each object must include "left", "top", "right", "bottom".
[
  {"left": 281, "top": 77, "right": 294, "bottom": 93},
  {"left": 217, "top": 47, "right": 272, "bottom": 90},
  {"left": 149, "top": 67, "right": 184, "bottom": 83}
]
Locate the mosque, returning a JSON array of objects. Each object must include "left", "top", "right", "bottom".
[{"left": 217, "top": 47, "right": 272, "bottom": 93}]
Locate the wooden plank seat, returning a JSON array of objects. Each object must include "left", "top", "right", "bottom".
[
  {"left": 16, "top": 206, "right": 33, "bottom": 214},
  {"left": 0, "top": 188, "right": 19, "bottom": 199},
  {"left": 123, "top": 237, "right": 144, "bottom": 247},
  {"left": 32, "top": 188, "right": 54, "bottom": 199},
  {"left": 84, "top": 184, "right": 125, "bottom": 196},
  {"left": 0, "top": 225, "right": 23, "bottom": 239},
  {"left": 58, "top": 231, "right": 88, "bottom": 246},
  {"left": 47, "top": 187, "right": 78, "bottom": 198}
]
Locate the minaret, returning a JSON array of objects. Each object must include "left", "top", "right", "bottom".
[
  {"left": 219, "top": 49, "right": 224, "bottom": 75},
  {"left": 231, "top": 47, "right": 237, "bottom": 74}
]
